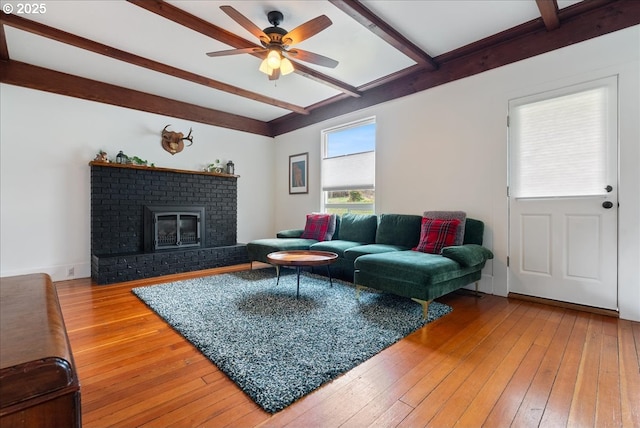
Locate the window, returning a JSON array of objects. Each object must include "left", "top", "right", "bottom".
[
  {"left": 321, "top": 117, "right": 376, "bottom": 214},
  {"left": 509, "top": 76, "right": 617, "bottom": 198}
]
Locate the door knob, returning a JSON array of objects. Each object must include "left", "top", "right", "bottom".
[
  {"left": 602, "top": 201, "right": 613, "bottom": 209},
  {"left": 605, "top": 185, "right": 613, "bottom": 192}
]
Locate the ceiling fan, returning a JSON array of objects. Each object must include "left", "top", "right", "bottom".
[{"left": 206, "top": 5, "right": 339, "bottom": 80}]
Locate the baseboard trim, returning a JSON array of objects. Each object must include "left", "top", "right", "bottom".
[{"left": 508, "top": 292, "right": 619, "bottom": 318}]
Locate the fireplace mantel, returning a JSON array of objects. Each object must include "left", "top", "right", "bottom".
[{"left": 88, "top": 161, "right": 239, "bottom": 178}]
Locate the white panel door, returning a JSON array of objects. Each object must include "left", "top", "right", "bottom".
[
  {"left": 510, "top": 197, "right": 617, "bottom": 309},
  {"left": 508, "top": 77, "right": 618, "bottom": 310}
]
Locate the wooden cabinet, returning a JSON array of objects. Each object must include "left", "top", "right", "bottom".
[{"left": 0, "top": 274, "right": 81, "bottom": 427}]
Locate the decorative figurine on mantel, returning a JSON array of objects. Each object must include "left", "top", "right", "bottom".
[
  {"left": 161, "top": 125, "right": 194, "bottom": 155},
  {"left": 94, "top": 150, "right": 109, "bottom": 162},
  {"left": 208, "top": 159, "right": 224, "bottom": 173}
]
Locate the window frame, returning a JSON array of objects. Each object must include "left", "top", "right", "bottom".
[{"left": 321, "top": 117, "right": 376, "bottom": 214}]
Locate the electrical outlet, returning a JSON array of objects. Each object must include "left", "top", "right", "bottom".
[{"left": 67, "top": 267, "right": 75, "bottom": 277}]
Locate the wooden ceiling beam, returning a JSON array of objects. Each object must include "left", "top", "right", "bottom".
[
  {"left": 536, "top": 0, "right": 561, "bottom": 31},
  {"left": 0, "top": 13, "right": 309, "bottom": 115},
  {"left": 328, "top": 0, "right": 438, "bottom": 70},
  {"left": 0, "top": 60, "right": 272, "bottom": 136},
  {"left": 0, "top": 23, "right": 8, "bottom": 61},
  {"left": 270, "top": 0, "right": 640, "bottom": 136},
  {"left": 126, "top": 0, "right": 256, "bottom": 52},
  {"left": 127, "top": 0, "right": 360, "bottom": 98},
  {"left": 436, "top": 0, "right": 613, "bottom": 64}
]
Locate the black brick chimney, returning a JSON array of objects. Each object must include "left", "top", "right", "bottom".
[{"left": 90, "top": 163, "right": 247, "bottom": 284}]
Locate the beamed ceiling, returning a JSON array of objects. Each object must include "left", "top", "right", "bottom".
[{"left": 1, "top": 0, "right": 638, "bottom": 137}]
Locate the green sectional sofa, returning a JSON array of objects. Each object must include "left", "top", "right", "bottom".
[{"left": 247, "top": 212, "right": 493, "bottom": 317}]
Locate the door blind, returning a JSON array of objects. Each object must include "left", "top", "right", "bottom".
[{"left": 510, "top": 78, "right": 616, "bottom": 198}]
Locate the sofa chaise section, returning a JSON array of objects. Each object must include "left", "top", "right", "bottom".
[{"left": 353, "top": 218, "right": 493, "bottom": 317}]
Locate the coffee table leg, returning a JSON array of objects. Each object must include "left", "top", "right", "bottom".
[
  {"left": 296, "top": 266, "right": 301, "bottom": 299},
  {"left": 275, "top": 265, "right": 281, "bottom": 286},
  {"left": 326, "top": 266, "right": 333, "bottom": 287}
]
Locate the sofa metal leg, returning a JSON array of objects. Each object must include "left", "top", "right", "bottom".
[
  {"left": 411, "top": 298, "right": 432, "bottom": 320},
  {"left": 355, "top": 284, "right": 365, "bottom": 299},
  {"left": 475, "top": 281, "right": 480, "bottom": 297}
]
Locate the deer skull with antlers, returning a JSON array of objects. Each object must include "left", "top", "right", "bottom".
[{"left": 161, "top": 125, "right": 194, "bottom": 155}]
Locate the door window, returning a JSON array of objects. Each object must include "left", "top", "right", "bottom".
[{"left": 509, "top": 77, "right": 617, "bottom": 198}]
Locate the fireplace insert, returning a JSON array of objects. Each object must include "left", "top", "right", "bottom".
[{"left": 144, "top": 205, "right": 205, "bottom": 251}]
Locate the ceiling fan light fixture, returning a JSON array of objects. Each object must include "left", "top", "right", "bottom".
[
  {"left": 259, "top": 58, "right": 274, "bottom": 76},
  {"left": 280, "top": 57, "right": 294, "bottom": 75},
  {"left": 266, "top": 49, "right": 281, "bottom": 69}
]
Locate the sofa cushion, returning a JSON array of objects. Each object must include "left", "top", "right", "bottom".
[
  {"left": 375, "top": 214, "right": 422, "bottom": 247},
  {"left": 463, "top": 218, "right": 484, "bottom": 245},
  {"left": 337, "top": 213, "right": 377, "bottom": 243},
  {"left": 310, "top": 240, "right": 364, "bottom": 258},
  {"left": 354, "top": 250, "right": 478, "bottom": 286},
  {"left": 344, "top": 244, "right": 406, "bottom": 261},
  {"left": 441, "top": 244, "right": 494, "bottom": 267},
  {"left": 423, "top": 210, "right": 466, "bottom": 246},
  {"left": 413, "top": 218, "right": 461, "bottom": 254},
  {"left": 300, "top": 213, "right": 335, "bottom": 241}
]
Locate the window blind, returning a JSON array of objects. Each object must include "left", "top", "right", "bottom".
[{"left": 321, "top": 151, "right": 375, "bottom": 191}]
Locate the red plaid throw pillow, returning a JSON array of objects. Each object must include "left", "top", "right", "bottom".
[
  {"left": 300, "top": 214, "right": 332, "bottom": 241},
  {"left": 413, "top": 217, "right": 461, "bottom": 254}
]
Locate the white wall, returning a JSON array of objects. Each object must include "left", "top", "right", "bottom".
[
  {"left": 0, "top": 86, "right": 275, "bottom": 281},
  {"left": 274, "top": 26, "right": 640, "bottom": 321}
]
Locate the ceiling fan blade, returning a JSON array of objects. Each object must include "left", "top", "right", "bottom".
[
  {"left": 220, "top": 5, "right": 270, "bottom": 44},
  {"left": 286, "top": 49, "right": 338, "bottom": 68},
  {"left": 269, "top": 67, "right": 281, "bottom": 81},
  {"left": 282, "top": 15, "right": 332, "bottom": 46},
  {"left": 206, "top": 47, "right": 265, "bottom": 57}
]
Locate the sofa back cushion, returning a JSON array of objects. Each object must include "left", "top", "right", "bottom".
[
  {"left": 375, "top": 214, "right": 422, "bottom": 248},
  {"left": 337, "top": 213, "right": 377, "bottom": 243},
  {"left": 463, "top": 218, "right": 484, "bottom": 245}
]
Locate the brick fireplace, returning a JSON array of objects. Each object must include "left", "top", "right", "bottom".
[{"left": 90, "top": 162, "right": 248, "bottom": 284}]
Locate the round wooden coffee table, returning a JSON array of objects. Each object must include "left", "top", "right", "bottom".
[{"left": 266, "top": 250, "right": 339, "bottom": 298}]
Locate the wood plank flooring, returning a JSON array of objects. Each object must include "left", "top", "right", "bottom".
[{"left": 53, "top": 266, "right": 640, "bottom": 427}]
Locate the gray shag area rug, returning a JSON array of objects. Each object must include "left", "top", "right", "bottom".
[{"left": 132, "top": 269, "right": 452, "bottom": 413}]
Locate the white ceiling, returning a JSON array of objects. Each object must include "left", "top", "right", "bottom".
[{"left": 4, "top": 0, "right": 584, "bottom": 123}]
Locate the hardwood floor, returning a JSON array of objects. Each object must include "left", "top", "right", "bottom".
[{"left": 54, "top": 266, "right": 640, "bottom": 427}]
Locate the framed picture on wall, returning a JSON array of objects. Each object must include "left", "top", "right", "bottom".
[{"left": 289, "top": 152, "right": 308, "bottom": 194}]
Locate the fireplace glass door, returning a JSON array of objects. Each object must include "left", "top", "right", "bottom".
[{"left": 155, "top": 212, "right": 201, "bottom": 249}]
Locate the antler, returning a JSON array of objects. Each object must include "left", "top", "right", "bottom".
[{"left": 183, "top": 128, "right": 194, "bottom": 146}]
